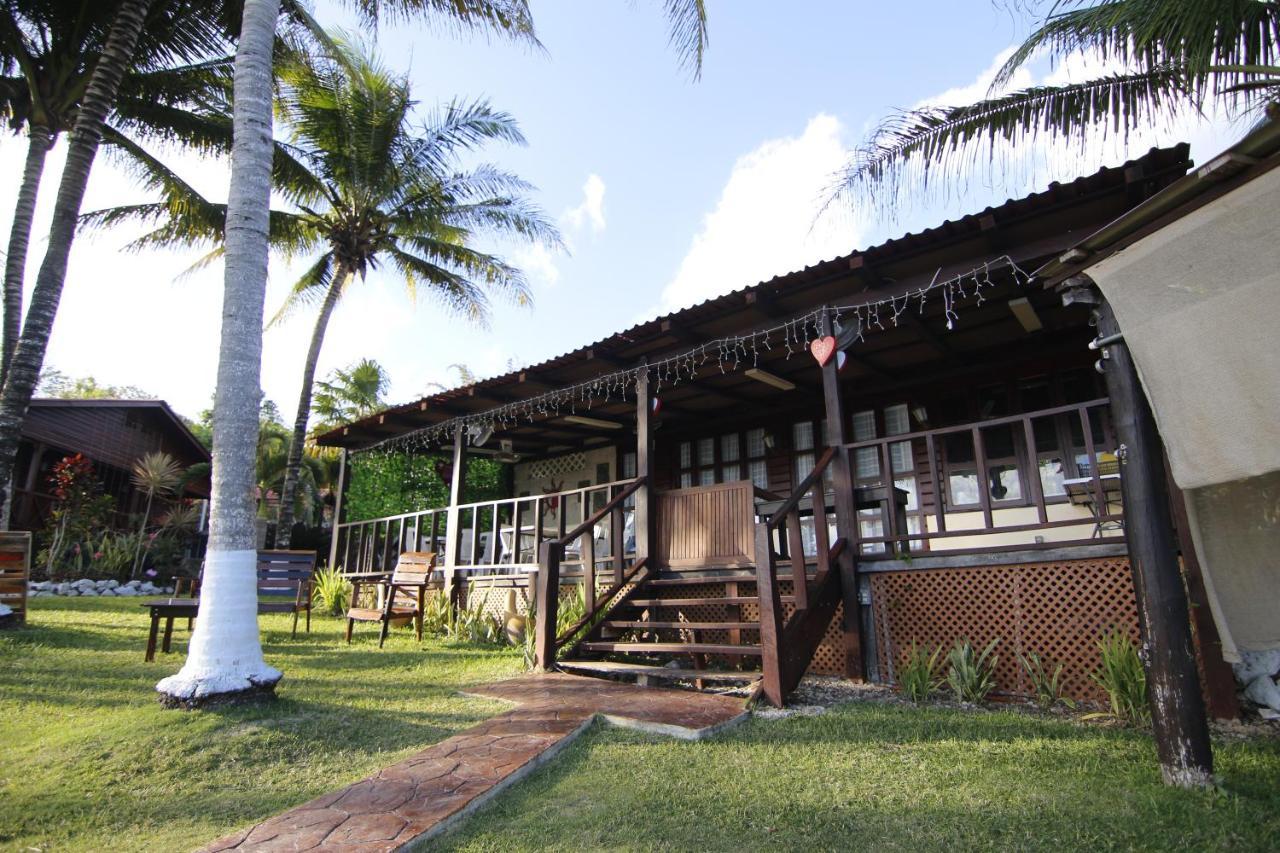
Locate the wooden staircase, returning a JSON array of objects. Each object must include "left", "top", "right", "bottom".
[{"left": 548, "top": 453, "right": 849, "bottom": 706}]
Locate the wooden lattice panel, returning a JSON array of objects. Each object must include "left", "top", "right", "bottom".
[
  {"left": 0, "top": 532, "right": 31, "bottom": 626},
  {"left": 870, "top": 558, "right": 1138, "bottom": 702}
]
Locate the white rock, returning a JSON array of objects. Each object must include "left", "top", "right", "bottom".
[
  {"left": 104, "top": 580, "right": 119, "bottom": 589},
  {"left": 127, "top": 580, "right": 142, "bottom": 588},
  {"left": 114, "top": 587, "right": 138, "bottom": 597},
  {"left": 73, "top": 578, "right": 95, "bottom": 590},
  {"left": 56, "top": 583, "right": 71, "bottom": 595},
  {"left": 1234, "top": 650, "right": 1280, "bottom": 684},
  {"left": 64, "top": 589, "right": 79, "bottom": 597},
  {"left": 1244, "top": 675, "right": 1280, "bottom": 712},
  {"left": 80, "top": 589, "right": 98, "bottom": 597}
]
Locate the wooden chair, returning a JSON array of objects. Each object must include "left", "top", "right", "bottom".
[
  {"left": 345, "top": 551, "right": 436, "bottom": 647},
  {"left": 257, "top": 550, "right": 318, "bottom": 636}
]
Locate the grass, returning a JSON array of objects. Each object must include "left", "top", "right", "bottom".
[
  {"left": 4, "top": 600, "right": 1280, "bottom": 852},
  {"left": 0, "top": 597, "right": 523, "bottom": 853},
  {"left": 428, "top": 711, "right": 1280, "bottom": 852}
]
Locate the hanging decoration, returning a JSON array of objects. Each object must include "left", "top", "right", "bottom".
[
  {"left": 358, "top": 255, "right": 1030, "bottom": 456},
  {"left": 809, "top": 336, "right": 837, "bottom": 367}
]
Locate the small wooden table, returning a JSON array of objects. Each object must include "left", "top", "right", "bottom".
[{"left": 141, "top": 598, "right": 199, "bottom": 662}]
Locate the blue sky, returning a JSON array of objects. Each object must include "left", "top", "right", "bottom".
[{"left": 0, "top": 1, "right": 1242, "bottom": 420}]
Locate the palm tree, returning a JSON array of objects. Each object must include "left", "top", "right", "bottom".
[
  {"left": 312, "top": 358, "right": 390, "bottom": 432},
  {"left": 0, "top": 0, "right": 161, "bottom": 532},
  {"left": 0, "top": 1, "right": 237, "bottom": 387},
  {"left": 830, "top": 0, "right": 1280, "bottom": 213},
  {"left": 158, "top": 0, "right": 707, "bottom": 705},
  {"left": 94, "top": 39, "right": 560, "bottom": 549}
]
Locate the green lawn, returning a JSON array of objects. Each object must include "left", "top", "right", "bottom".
[
  {"left": 3, "top": 599, "right": 1280, "bottom": 853},
  {"left": 0, "top": 597, "right": 523, "bottom": 853}
]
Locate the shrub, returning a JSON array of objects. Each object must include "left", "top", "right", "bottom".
[
  {"left": 1019, "top": 651, "right": 1074, "bottom": 711},
  {"left": 1091, "top": 630, "right": 1149, "bottom": 724},
  {"left": 898, "top": 641, "right": 942, "bottom": 703},
  {"left": 946, "top": 638, "right": 1000, "bottom": 703},
  {"left": 421, "top": 590, "right": 453, "bottom": 637},
  {"left": 448, "top": 597, "right": 504, "bottom": 645},
  {"left": 311, "top": 566, "right": 352, "bottom": 616}
]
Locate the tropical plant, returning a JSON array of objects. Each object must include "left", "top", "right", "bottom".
[
  {"left": 946, "top": 637, "right": 1001, "bottom": 704},
  {"left": 311, "top": 565, "right": 353, "bottom": 616},
  {"left": 448, "top": 596, "right": 504, "bottom": 645},
  {"left": 1091, "top": 629, "right": 1149, "bottom": 724},
  {"left": 312, "top": 358, "right": 391, "bottom": 433},
  {"left": 898, "top": 641, "right": 943, "bottom": 703},
  {"left": 130, "top": 451, "right": 185, "bottom": 577},
  {"left": 1019, "top": 651, "right": 1075, "bottom": 711},
  {"left": 422, "top": 589, "right": 455, "bottom": 636},
  {"left": 157, "top": 0, "right": 705, "bottom": 705},
  {"left": 39, "top": 453, "right": 116, "bottom": 578},
  {"left": 831, "top": 1, "right": 1280, "bottom": 214},
  {"left": 94, "top": 530, "right": 142, "bottom": 580}
]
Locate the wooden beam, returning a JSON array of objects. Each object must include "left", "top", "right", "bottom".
[
  {"left": 1094, "top": 294, "right": 1212, "bottom": 787},
  {"left": 634, "top": 369, "right": 653, "bottom": 563},
  {"left": 326, "top": 449, "right": 348, "bottom": 571}
]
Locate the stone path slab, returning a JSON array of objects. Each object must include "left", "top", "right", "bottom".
[{"left": 200, "top": 673, "right": 747, "bottom": 852}]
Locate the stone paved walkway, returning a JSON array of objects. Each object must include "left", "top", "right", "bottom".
[{"left": 200, "top": 674, "right": 747, "bottom": 852}]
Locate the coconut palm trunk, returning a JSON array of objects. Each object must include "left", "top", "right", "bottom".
[
  {"left": 2, "top": 126, "right": 54, "bottom": 388},
  {"left": 275, "top": 265, "right": 348, "bottom": 549},
  {"left": 0, "top": 0, "right": 155, "bottom": 531}
]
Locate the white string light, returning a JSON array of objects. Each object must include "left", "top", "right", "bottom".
[{"left": 358, "top": 255, "right": 1030, "bottom": 456}]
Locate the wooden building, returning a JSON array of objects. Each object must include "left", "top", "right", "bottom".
[
  {"left": 12, "top": 399, "right": 211, "bottom": 532},
  {"left": 316, "top": 143, "right": 1236, "bottom": 712}
]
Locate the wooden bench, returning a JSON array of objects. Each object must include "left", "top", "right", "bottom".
[
  {"left": 257, "top": 550, "right": 318, "bottom": 636},
  {"left": 0, "top": 532, "right": 31, "bottom": 627}
]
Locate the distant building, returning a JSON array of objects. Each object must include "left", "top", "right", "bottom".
[{"left": 12, "top": 399, "right": 211, "bottom": 532}]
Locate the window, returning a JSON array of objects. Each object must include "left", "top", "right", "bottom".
[
  {"left": 676, "top": 431, "right": 764, "bottom": 487},
  {"left": 793, "top": 421, "right": 816, "bottom": 486},
  {"left": 745, "top": 427, "right": 769, "bottom": 490}
]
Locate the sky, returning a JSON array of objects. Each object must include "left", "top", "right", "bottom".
[{"left": 0, "top": 0, "right": 1248, "bottom": 423}]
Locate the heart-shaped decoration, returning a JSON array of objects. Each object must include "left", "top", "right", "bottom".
[{"left": 810, "top": 336, "right": 837, "bottom": 367}]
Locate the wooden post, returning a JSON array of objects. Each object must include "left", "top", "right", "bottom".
[
  {"left": 819, "top": 310, "right": 865, "bottom": 680},
  {"left": 443, "top": 426, "right": 467, "bottom": 607},
  {"left": 326, "top": 448, "right": 348, "bottom": 570},
  {"left": 753, "top": 523, "right": 785, "bottom": 706},
  {"left": 634, "top": 368, "right": 653, "bottom": 563},
  {"left": 534, "top": 540, "right": 561, "bottom": 670},
  {"left": 1095, "top": 296, "right": 1213, "bottom": 787}
]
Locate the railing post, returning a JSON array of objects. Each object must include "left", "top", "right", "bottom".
[
  {"left": 327, "top": 448, "right": 348, "bottom": 569},
  {"left": 818, "top": 309, "right": 865, "bottom": 680},
  {"left": 785, "top": 510, "right": 808, "bottom": 610},
  {"left": 634, "top": 368, "right": 653, "bottom": 564},
  {"left": 534, "top": 541, "right": 562, "bottom": 670},
  {"left": 443, "top": 425, "right": 467, "bottom": 608},
  {"left": 753, "top": 523, "right": 786, "bottom": 707}
]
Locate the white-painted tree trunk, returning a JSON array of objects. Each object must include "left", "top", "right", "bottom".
[{"left": 157, "top": 0, "right": 283, "bottom": 702}]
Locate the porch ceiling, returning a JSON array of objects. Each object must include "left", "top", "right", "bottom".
[{"left": 316, "top": 144, "right": 1192, "bottom": 454}]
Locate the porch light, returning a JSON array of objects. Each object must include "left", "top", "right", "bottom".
[
  {"left": 1008, "top": 297, "right": 1043, "bottom": 333},
  {"left": 911, "top": 406, "right": 928, "bottom": 426},
  {"left": 563, "top": 415, "right": 623, "bottom": 430},
  {"left": 743, "top": 368, "right": 796, "bottom": 391}
]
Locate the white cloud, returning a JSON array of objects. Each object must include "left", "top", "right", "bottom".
[
  {"left": 656, "top": 114, "right": 858, "bottom": 315},
  {"left": 512, "top": 241, "right": 561, "bottom": 286},
  {"left": 916, "top": 46, "right": 1033, "bottom": 108},
  {"left": 563, "top": 173, "right": 606, "bottom": 233}
]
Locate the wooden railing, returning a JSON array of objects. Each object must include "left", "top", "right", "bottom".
[
  {"left": 533, "top": 476, "right": 648, "bottom": 669},
  {"left": 752, "top": 448, "right": 845, "bottom": 706},
  {"left": 333, "top": 477, "right": 639, "bottom": 575},
  {"left": 842, "top": 398, "right": 1122, "bottom": 557}
]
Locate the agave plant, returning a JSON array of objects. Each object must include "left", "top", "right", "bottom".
[{"left": 130, "top": 451, "right": 185, "bottom": 578}]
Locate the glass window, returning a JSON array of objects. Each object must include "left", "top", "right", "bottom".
[
  {"left": 884, "top": 404, "right": 909, "bottom": 436},
  {"left": 746, "top": 428, "right": 767, "bottom": 458},
  {"left": 722, "top": 463, "right": 741, "bottom": 482},
  {"left": 696, "top": 438, "right": 715, "bottom": 466},
  {"left": 748, "top": 460, "right": 769, "bottom": 490},
  {"left": 1038, "top": 457, "right": 1067, "bottom": 497},
  {"left": 679, "top": 471, "right": 693, "bottom": 488},
  {"left": 852, "top": 410, "right": 876, "bottom": 441},
  {"left": 793, "top": 421, "right": 814, "bottom": 451},
  {"left": 854, "top": 446, "right": 880, "bottom": 481},
  {"left": 621, "top": 452, "right": 636, "bottom": 479},
  {"left": 679, "top": 442, "right": 691, "bottom": 469},
  {"left": 721, "top": 434, "right": 740, "bottom": 462},
  {"left": 795, "top": 452, "right": 815, "bottom": 483},
  {"left": 698, "top": 468, "right": 715, "bottom": 486}
]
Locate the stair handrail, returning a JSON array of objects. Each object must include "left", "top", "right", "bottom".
[
  {"left": 762, "top": 447, "right": 835, "bottom": 532},
  {"left": 555, "top": 556, "right": 650, "bottom": 652},
  {"left": 556, "top": 476, "right": 646, "bottom": 548}
]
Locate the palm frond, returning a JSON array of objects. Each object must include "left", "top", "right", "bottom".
[
  {"left": 829, "top": 67, "right": 1191, "bottom": 215},
  {"left": 661, "top": 0, "right": 710, "bottom": 80},
  {"left": 267, "top": 253, "right": 340, "bottom": 328}
]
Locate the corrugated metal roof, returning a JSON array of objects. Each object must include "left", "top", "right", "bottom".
[{"left": 317, "top": 143, "right": 1192, "bottom": 447}]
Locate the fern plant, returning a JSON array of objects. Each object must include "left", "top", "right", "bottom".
[
  {"left": 310, "top": 566, "right": 352, "bottom": 617},
  {"left": 1091, "top": 630, "right": 1149, "bottom": 724},
  {"left": 946, "top": 638, "right": 1000, "bottom": 704},
  {"left": 898, "top": 641, "right": 943, "bottom": 703},
  {"left": 1018, "top": 651, "right": 1074, "bottom": 711}
]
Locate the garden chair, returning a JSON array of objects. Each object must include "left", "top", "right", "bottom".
[
  {"left": 345, "top": 551, "right": 436, "bottom": 647},
  {"left": 256, "top": 550, "right": 318, "bottom": 636}
]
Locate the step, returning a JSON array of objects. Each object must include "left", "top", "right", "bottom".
[
  {"left": 558, "top": 660, "right": 762, "bottom": 683},
  {"left": 579, "top": 641, "right": 763, "bottom": 656},
  {"left": 644, "top": 572, "right": 805, "bottom": 587},
  {"left": 626, "top": 596, "right": 795, "bottom": 608},
  {"left": 601, "top": 620, "right": 759, "bottom": 631}
]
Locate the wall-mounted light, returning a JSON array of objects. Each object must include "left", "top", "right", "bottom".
[
  {"left": 836, "top": 350, "right": 848, "bottom": 372},
  {"left": 563, "top": 415, "right": 623, "bottom": 430},
  {"left": 762, "top": 430, "right": 776, "bottom": 450},
  {"left": 911, "top": 405, "right": 929, "bottom": 426},
  {"left": 743, "top": 368, "right": 796, "bottom": 391},
  {"left": 1008, "top": 297, "right": 1043, "bottom": 333}
]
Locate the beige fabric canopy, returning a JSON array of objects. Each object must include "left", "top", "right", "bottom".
[{"left": 1087, "top": 165, "right": 1280, "bottom": 659}]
